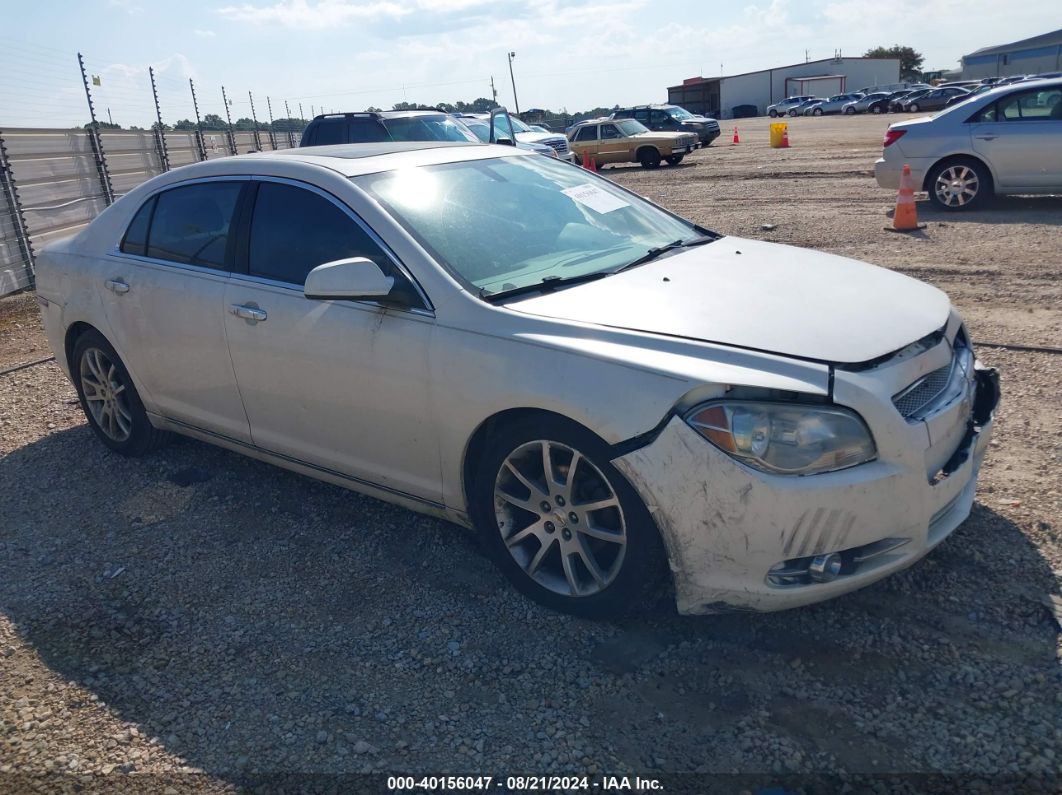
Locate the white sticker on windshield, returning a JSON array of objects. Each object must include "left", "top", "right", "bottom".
[{"left": 562, "top": 183, "right": 630, "bottom": 214}]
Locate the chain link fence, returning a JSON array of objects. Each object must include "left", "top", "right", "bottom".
[{"left": 0, "top": 46, "right": 311, "bottom": 298}]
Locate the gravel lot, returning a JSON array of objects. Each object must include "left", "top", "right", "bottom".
[{"left": 1, "top": 114, "right": 1060, "bottom": 792}]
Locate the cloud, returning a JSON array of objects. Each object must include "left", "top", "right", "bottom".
[
  {"left": 194, "top": 29, "right": 217, "bottom": 37},
  {"left": 216, "top": 0, "right": 422, "bottom": 28}
]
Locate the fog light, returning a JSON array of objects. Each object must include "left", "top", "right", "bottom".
[{"left": 808, "top": 552, "right": 843, "bottom": 583}]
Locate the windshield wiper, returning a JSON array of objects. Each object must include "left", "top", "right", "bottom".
[
  {"left": 615, "top": 234, "right": 717, "bottom": 273},
  {"left": 481, "top": 271, "right": 611, "bottom": 303}
]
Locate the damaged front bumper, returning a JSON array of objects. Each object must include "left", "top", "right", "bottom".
[{"left": 613, "top": 367, "right": 999, "bottom": 615}]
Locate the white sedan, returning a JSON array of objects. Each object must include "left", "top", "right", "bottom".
[
  {"left": 36, "top": 141, "right": 999, "bottom": 617},
  {"left": 875, "top": 78, "right": 1062, "bottom": 209}
]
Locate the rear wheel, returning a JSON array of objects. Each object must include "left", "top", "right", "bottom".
[
  {"left": 72, "top": 330, "right": 170, "bottom": 455},
  {"left": 926, "top": 158, "right": 991, "bottom": 211},
  {"left": 665, "top": 154, "right": 684, "bottom": 166},
  {"left": 813, "top": 107, "right": 824, "bottom": 116},
  {"left": 638, "top": 148, "right": 661, "bottom": 169},
  {"left": 844, "top": 106, "right": 856, "bottom": 114},
  {"left": 908, "top": 103, "right": 920, "bottom": 113},
  {"left": 472, "top": 417, "right": 668, "bottom": 618},
  {"left": 871, "top": 104, "right": 883, "bottom": 113}
]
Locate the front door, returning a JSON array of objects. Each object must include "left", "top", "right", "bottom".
[
  {"left": 597, "top": 123, "right": 627, "bottom": 164},
  {"left": 100, "top": 179, "right": 252, "bottom": 441},
  {"left": 222, "top": 178, "right": 442, "bottom": 502},
  {"left": 970, "top": 85, "right": 1062, "bottom": 189}
]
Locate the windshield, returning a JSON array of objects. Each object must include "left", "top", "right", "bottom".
[
  {"left": 382, "top": 115, "right": 479, "bottom": 143},
  {"left": 615, "top": 119, "right": 649, "bottom": 136},
  {"left": 509, "top": 116, "right": 532, "bottom": 133},
  {"left": 462, "top": 120, "right": 491, "bottom": 143},
  {"left": 356, "top": 154, "right": 705, "bottom": 297},
  {"left": 667, "top": 107, "right": 694, "bottom": 120}
]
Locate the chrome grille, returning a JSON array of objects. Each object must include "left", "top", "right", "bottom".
[
  {"left": 543, "top": 137, "right": 569, "bottom": 154},
  {"left": 893, "top": 361, "right": 953, "bottom": 419}
]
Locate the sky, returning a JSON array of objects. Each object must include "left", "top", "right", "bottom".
[{"left": 0, "top": 0, "right": 1058, "bottom": 128}]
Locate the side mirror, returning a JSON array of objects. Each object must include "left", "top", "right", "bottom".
[{"left": 304, "top": 257, "right": 395, "bottom": 302}]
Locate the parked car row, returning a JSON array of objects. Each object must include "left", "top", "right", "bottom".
[{"left": 767, "top": 72, "right": 1062, "bottom": 119}]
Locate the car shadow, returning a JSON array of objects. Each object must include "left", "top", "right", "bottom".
[
  {"left": 1, "top": 426, "right": 1058, "bottom": 782},
  {"left": 919, "top": 194, "right": 1062, "bottom": 225}
]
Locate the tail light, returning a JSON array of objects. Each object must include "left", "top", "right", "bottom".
[{"left": 883, "top": 129, "right": 906, "bottom": 148}]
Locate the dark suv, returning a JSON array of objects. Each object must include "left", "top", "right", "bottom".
[
  {"left": 610, "top": 104, "right": 720, "bottom": 146},
  {"left": 300, "top": 110, "right": 480, "bottom": 146}
]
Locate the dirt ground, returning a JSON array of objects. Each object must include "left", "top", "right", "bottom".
[{"left": 1, "top": 114, "right": 1060, "bottom": 793}]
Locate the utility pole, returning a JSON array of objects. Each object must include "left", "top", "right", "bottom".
[
  {"left": 507, "top": 51, "right": 520, "bottom": 115},
  {"left": 107, "top": 107, "right": 113, "bottom": 125},
  {"left": 490, "top": 76, "right": 498, "bottom": 108}
]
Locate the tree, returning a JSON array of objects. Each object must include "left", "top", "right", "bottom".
[
  {"left": 83, "top": 121, "right": 121, "bottom": 130},
  {"left": 201, "top": 113, "right": 228, "bottom": 131},
  {"left": 864, "top": 45, "right": 924, "bottom": 81}
]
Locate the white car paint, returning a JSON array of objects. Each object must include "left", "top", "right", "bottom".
[{"left": 35, "top": 142, "right": 997, "bottom": 615}]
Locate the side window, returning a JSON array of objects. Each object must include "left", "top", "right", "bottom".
[
  {"left": 999, "top": 88, "right": 1062, "bottom": 120},
  {"left": 970, "top": 103, "right": 998, "bottom": 123},
  {"left": 248, "top": 182, "right": 391, "bottom": 288},
  {"left": 613, "top": 110, "right": 630, "bottom": 119},
  {"left": 348, "top": 119, "right": 385, "bottom": 142},
  {"left": 649, "top": 110, "right": 670, "bottom": 125},
  {"left": 311, "top": 120, "right": 347, "bottom": 146},
  {"left": 146, "top": 182, "right": 242, "bottom": 269},
  {"left": 120, "top": 196, "right": 155, "bottom": 256},
  {"left": 574, "top": 126, "right": 597, "bottom": 142},
  {"left": 600, "top": 124, "right": 621, "bottom": 140}
]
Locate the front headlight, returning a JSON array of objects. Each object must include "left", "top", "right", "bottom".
[{"left": 685, "top": 402, "right": 877, "bottom": 475}]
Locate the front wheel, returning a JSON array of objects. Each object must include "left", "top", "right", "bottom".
[
  {"left": 768, "top": 110, "right": 778, "bottom": 118},
  {"left": 472, "top": 418, "right": 667, "bottom": 618},
  {"left": 927, "top": 158, "right": 991, "bottom": 211},
  {"left": 665, "top": 154, "right": 684, "bottom": 166},
  {"left": 813, "top": 107, "right": 824, "bottom": 116},
  {"left": 638, "top": 148, "right": 661, "bottom": 169},
  {"left": 871, "top": 105, "right": 883, "bottom": 114},
  {"left": 908, "top": 104, "right": 919, "bottom": 113},
  {"left": 844, "top": 106, "right": 855, "bottom": 114},
  {"left": 72, "top": 330, "right": 170, "bottom": 455}
]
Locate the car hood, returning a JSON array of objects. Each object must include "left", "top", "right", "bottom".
[
  {"left": 516, "top": 131, "right": 565, "bottom": 145},
  {"left": 506, "top": 237, "right": 951, "bottom": 364}
]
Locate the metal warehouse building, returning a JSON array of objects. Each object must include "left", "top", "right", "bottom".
[
  {"left": 668, "top": 57, "right": 900, "bottom": 119},
  {"left": 961, "top": 29, "right": 1062, "bottom": 80}
]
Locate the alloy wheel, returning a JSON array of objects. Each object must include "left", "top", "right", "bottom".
[
  {"left": 79, "top": 347, "right": 134, "bottom": 442},
  {"left": 934, "top": 165, "right": 980, "bottom": 208},
  {"left": 493, "top": 440, "right": 627, "bottom": 598}
]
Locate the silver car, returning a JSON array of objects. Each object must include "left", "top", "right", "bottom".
[
  {"left": 804, "top": 93, "right": 864, "bottom": 115},
  {"left": 35, "top": 142, "right": 999, "bottom": 618},
  {"left": 875, "top": 78, "right": 1062, "bottom": 209},
  {"left": 841, "top": 92, "right": 891, "bottom": 114},
  {"left": 767, "top": 95, "right": 816, "bottom": 117}
]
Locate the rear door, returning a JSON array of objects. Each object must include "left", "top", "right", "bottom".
[
  {"left": 100, "top": 179, "right": 252, "bottom": 441},
  {"left": 970, "top": 86, "right": 1062, "bottom": 189},
  {"left": 571, "top": 124, "right": 600, "bottom": 161},
  {"left": 222, "top": 178, "right": 441, "bottom": 501}
]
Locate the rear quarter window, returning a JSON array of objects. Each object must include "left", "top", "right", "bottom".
[{"left": 120, "top": 196, "right": 155, "bottom": 256}]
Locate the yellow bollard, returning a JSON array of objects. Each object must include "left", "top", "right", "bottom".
[{"left": 770, "top": 122, "right": 789, "bottom": 148}]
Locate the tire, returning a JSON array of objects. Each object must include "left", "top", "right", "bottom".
[
  {"left": 471, "top": 416, "right": 668, "bottom": 618},
  {"left": 844, "top": 106, "right": 855, "bottom": 115},
  {"left": 908, "top": 104, "right": 919, "bottom": 113},
  {"left": 665, "top": 154, "right": 684, "bottom": 166},
  {"left": 926, "top": 157, "right": 992, "bottom": 211},
  {"left": 788, "top": 109, "right": 799, "bottom": 117},
  {"left": 638, "top": 148, "right": 661, "bottom": 169},
  {"left": 768, "top": 110, "right": 777, "bottom": 118},
  {"left": 72, "top": 329, "right": 170, "bottom": 456},
  {"left": 573, "top": 153, "right": 583, "bottom": 167},
  {"left": 871, "top": 105, "right": 883, "bottom": 114},
  {"left": 813, "top": 107, "right": 824, "bottom": 116}
]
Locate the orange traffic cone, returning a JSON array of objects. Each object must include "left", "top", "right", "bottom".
[
  {"left": 581, "top": 153, "right": 590, "bottom": 170},
  {"left": 589, "top": 155, "right": 598, "bottom": 173},
  {"left": 886, "top": 164, "right": 926, "bottom": 232},
  {"left": 732, "top": 127, "right": 740, "bottom": 145},
  {"left": 780, "top": 127, "right": 790, "bottom": 148}
]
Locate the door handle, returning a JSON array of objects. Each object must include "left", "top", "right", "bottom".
[
  {"left": 975, "top": 135, "right": 997, "bottom": 141},
  {"left": 230, "top": 304, "right": 267, "bottom": 322},
  {"left": 105, "top": 278, "right": 130, "bottom": 295}
]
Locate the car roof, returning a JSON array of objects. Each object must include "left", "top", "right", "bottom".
[{"left": 150, "top": 141, "right": 526, "bottom": 180}]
